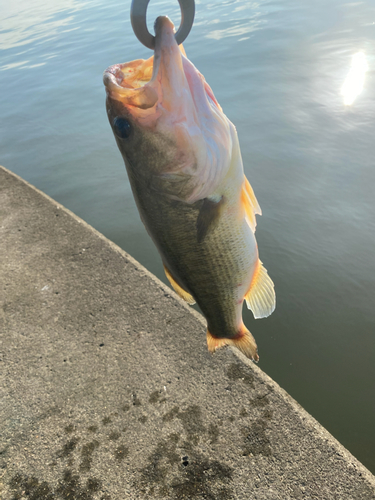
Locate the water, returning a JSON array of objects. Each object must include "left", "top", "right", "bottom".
[{"left": 1, "top": 0, "right": 374, "bottom": 473}]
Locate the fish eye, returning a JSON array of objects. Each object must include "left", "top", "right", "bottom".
[{"left": 113, "top": 117, "right": 132, "bottom": 139}]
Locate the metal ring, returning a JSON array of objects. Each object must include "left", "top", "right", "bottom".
[{"left": 130, "top": 0, "right": 195, "bottom": 50}]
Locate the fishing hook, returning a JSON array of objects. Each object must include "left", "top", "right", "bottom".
[{"left": 130, "top": 0, "right": 195, "bottom": 50}]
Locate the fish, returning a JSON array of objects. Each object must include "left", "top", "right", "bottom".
[{"left": 103, "top": 16, "right": 275, "bottom": 361}]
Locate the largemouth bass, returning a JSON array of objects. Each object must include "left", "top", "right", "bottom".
[{"left": 103, "top": 16, "right": 275, "bottom": 361}]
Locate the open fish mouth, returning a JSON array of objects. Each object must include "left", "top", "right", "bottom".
[
  {"left": 103, "top": 16, "right": 221, "bottom": 116},
  {"left": 103, "top": 16, "right": 184, "bottom": 111},
  {"left": 104, "top": 59, "right": 153, "bottom": 92},
  {"left": 103, "top": 57, "right": 157, "bottom": 109}
]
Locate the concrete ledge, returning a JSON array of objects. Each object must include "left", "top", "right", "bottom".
[{"left": 1, "top": 164, "right": 374, "bottom": 500}]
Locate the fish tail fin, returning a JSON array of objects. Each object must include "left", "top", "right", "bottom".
[{"left": 206, "top": 324, "right": 259, "bottom": 362}]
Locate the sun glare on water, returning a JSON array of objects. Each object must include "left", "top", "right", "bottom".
[{"left": 341, "top": 52, "right": 368, "bottom": 106}]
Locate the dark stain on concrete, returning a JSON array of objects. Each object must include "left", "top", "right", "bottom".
[
  {"left": 9, "top": 414, "right": 122, "bottom": 500},
  {"left": 137, "top": 406, "right": 233, "bottom": 499},
  {"left": 122, "top": 404, "right": 130, "bottom": 412},
  {"left": 57, "top": 470, "right": 102, "bottom": 499},
  {"left": 169, "top": 456, "right": 233, "bottom": 500},
  {"left": 114, "top": 444, "right": 129, "bottom": 461},
  {"left": 9, "top": 471, "right": 105, "bottom": 500},
  {"left": 263, "top": 408, "right": 273, "bottom": 419},
  {"left": 240, "top": 407, "right": 248, "bottom": 417},
  {"left": 132, "top": 394, "right": 142, "bottom": 406},
  {"left": 57, "top": 437, "right": 80, "bottom": 458},
  {"left": 138, "top": 433, "right": 233, "bottom": 500},
  {"left": 242, "top": 418, "right": 272, "bottom": 457},
  {"left": 161, "top": 405, "right": 206, "bottom": 448},
  {"left": 102, "top": 416, "right": 111, "bottom": 425},
  {"left": 86, "top": 477, "right": 102, "bottom": 492},
  {"left": 226, "top": 363, "right": 254, "bottom": 387},
  {"left": 36, "top": 405, "right": 62, "bottom": 423},
  {"left": 80, "top": 440, "right": 100, "bottom": 472},
  {"left": 169, "top": 433, "right": 180, "bottom": 444},
  {"left": 108, "top": 431, "right": 121, "bottom": 441},
  {"left": 251, "top": 394, "right": 270, "bottom": 408},
  {"left": 208, "top": 423, "right": 219, "bottom": 444},
  {"left": 149, "top": 391, "right": 160, "bottom": 403},
  {"left": 9, "top": 474, "right": 53, "bottom": 500},
  {"left": 148, "top": 433, "right": 180, "bottom": 472},
  {"left": 178, "top": 405, "right": 205, "bottom": 441},
  {"left": 138, "top": 433, "right": 181, "bottom": 494},
  {"left": 162, "top": 406, "right": 180, "bottom": 422}
]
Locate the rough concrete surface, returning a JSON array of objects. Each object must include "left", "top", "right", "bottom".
[{"left": 1, "top": 164, "right": 374, "bottom": 500}]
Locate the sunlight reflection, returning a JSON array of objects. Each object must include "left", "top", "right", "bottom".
[{"left": 341, "top": 52, "right": 368, "bottom": 106}]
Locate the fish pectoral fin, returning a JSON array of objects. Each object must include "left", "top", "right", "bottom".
[
  {"left": 245, "top": 259, "right": 276, "bottom": 319},
  {"left": 196, "top": 196, "right": 224, "bottom": 244},
  {"left": 206, "top": 325, "right": 259, "bottom": 362},
  {"left": 241, "top": 176, "right": 261, "bottom": 233},
  {"left": 163, "top": 265, "right": 196, "bottom": 305}
]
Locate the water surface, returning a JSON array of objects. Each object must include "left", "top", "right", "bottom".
[{"left": 1, "top": 0, "right": 374, "bottom": 473}]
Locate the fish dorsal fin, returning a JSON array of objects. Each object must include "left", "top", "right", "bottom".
[
  {"left": 163, "top": 265, "right": 196, "bottom": 305},
  {"left": 241, "top": 176, "right": 261, "bottom": 233},
  {"left": 245, "top": 259, "right": 275, "bottom": 319},
  {"left": 196, "top": 196, "right": 224, "bottom": 244}
]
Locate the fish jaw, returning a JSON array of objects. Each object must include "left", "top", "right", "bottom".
[
  {"left": 152, "top": 16, "right": 191, "bottom": 116},
  {"left": 103, "top": 16, "right": 234, "bottom": 202}
]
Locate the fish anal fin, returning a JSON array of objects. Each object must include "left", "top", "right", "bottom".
[
  {"left": 207, "top": 325, "right": 259, "bottom": 362},
  {"left": 164, "top": 265, "right": 195, "bottom": 305},
  {"left": 196, "top": 196, "right": 224, "bottom": 244},
  {"left": 245, "top": 259, "right": 276, "bottom": 319},
  {"left": 241, "top": 177, "right": 261, "bottom": 233}
]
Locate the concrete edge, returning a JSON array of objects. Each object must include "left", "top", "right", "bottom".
[{"left": 2, "top": 164, "right": 374, "bottom": 485}]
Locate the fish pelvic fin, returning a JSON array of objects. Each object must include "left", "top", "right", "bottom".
[
  {"left": 241, "top": 176, "right": 261, "bottom": 233},
  {"left": 245, "top": 259, "right": 276, "bottom": 319},
  {"left": 163, "top": 265, "right": 196, "bottom": 305},
  {"left": 207, "top": 325, "right": 259, "bottom": 362}
]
